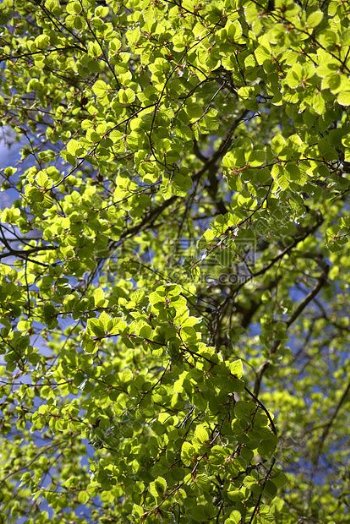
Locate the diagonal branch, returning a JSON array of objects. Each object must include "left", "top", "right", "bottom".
[
  {"left": 314, "top": 379, "right": 350, "bottom": 464},
  {"left": 111, "top": 110, "right": 250, "bottom": 247},
  {"left": 254, "top": 264, "right": 329, "bottom": 396}
]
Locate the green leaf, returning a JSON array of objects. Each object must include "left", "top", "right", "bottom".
[
  {"left": 2, "top": 2, "right": 350, "bottom": 521},
  {"left": 87, "top": 318, "right": 105, "bottom": 338},
  {"left": 149, "top": 476, "right": 167, "bottom": 499},
  {"left": 225, "top": 510, "right": 241, "bottom": 524},
  {"left": 181, "top": 442, "right": 195, "bottom": 466},
  {"left": 66, "top": 1, "right": 82, "bottom": 14},
  {"left": 228, "top": 359, "right": 243, "bottom": 378},
  {"left": 337, "top": 91, "right": 350, "bottom": 106},
  {"left": 66, "top": 139, "right": 85, "bottom": 158},
  {"left": 92, "top": 80, "right": 110, "bottom": 98},
  {"left": 118, "top": 88, "right": 136, "bottom": 105},
  {"left": 194, "top": 424, "right": 209, "bottom": 444},
  {"left": 307, "top": 10, "right": 323, "bottom": 28},
  {"left": 93, "top": 288, "right": 106, "bottom": 307}
]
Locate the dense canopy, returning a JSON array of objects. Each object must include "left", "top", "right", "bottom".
[{"left": 0, "top": 0, "right": 350, "bottom": 522}]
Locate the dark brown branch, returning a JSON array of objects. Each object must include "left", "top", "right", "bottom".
[
  {"left": 252, "top": 214, "right": 324, "bottom": 278},
  {"left": 254, "top": 264, "right": 329, "bottom": 396},
  {"left": 112, "top": 110, "right": 250, "bottom": 247},
  {"left": 315, "top": 380, "right": 350, "bottom": 464}
]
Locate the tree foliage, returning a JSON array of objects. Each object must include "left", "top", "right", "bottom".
[{"left": 0, "top": 0, "right": 350, "bottom": 522}]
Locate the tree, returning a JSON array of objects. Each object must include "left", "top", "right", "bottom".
[{"left": 0, "top": 0, "right": 350, "bottom": 521}]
